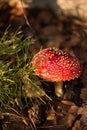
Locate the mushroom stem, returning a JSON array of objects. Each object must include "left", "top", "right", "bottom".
[{"left": 54, "top": 81, "right": 64, "bottom": 97}]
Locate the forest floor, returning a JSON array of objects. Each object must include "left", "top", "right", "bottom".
[{"left": 0, "top": 1, "right": 87, "bottom": 130}]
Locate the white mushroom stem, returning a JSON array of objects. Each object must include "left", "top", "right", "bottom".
[{"left": 54, "top": 81, "right": 64, "bottom": 97}]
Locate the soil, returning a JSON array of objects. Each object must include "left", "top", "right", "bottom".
[{"left": 0, "top": 1, "right": 87, "bottom": 130}]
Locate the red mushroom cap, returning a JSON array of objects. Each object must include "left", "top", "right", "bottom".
[{"left": 32, "top": 48, "right": 82, "bottom": 82}]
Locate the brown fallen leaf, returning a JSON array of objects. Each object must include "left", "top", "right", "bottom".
[
  {"left": 80, "top": 87, "right": 87, "bottom": 103},
  {"left": 78, "top": 105, "right": 87, "bottom": 126}
]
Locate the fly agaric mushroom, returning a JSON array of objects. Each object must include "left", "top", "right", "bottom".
[{"left": 32, "top": 48, "right": 82, "bottom": 97}]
